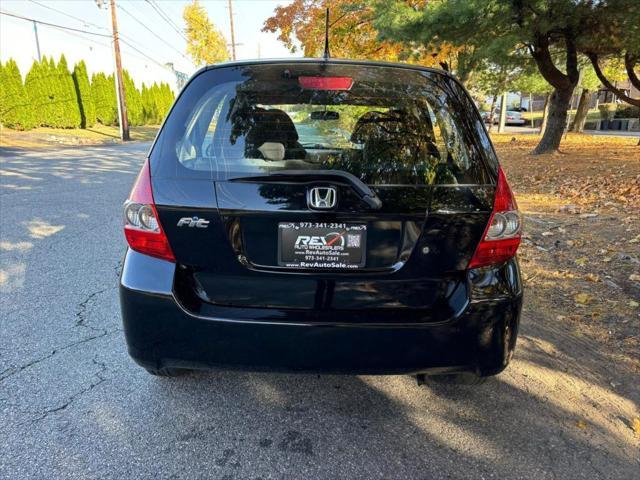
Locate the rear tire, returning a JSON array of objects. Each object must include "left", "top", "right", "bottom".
[
  {"left": 144, "top": 367, "right": 189, "bottom": 377},
  {"left": 429, "top": 373, "right": 487, "bottom": 385}
]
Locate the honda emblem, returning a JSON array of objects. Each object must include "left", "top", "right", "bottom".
[{"left": 308, "top": 186, "right": 337, "bottom": 209}]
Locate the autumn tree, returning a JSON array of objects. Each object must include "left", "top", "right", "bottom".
[
  {"left": 572, "top": 0, "right": 639, "bottom": 109},
  {"left": 262, "top": 1, "right": 462, "bottom": 78},
  {"left": 373, "top": 0, "right": 639, "bottom": 154},
  {"left": 183, "top": 0, "right": 229, "bottom": 66}
]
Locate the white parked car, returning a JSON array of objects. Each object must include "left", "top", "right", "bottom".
[{"left": 483, "top": 110, "right": 527, "bottom": 125}]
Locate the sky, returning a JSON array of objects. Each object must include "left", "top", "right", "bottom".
[{"left": 0, "top": 0, "right": 298, "bottom": 90}]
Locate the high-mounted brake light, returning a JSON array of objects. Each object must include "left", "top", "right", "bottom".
[
  {"left": 298, "top": 76, "right": 353, "bottom": 91},
  {"left": 123, "top": 160, "right": 175, "bottom": 262},
  {"left": 468, "top": 167, "right": 521, "bottom": 269}
]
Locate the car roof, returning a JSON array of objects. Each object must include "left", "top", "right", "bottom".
[{"left": 199, "top": 57, "right": 457, "bottom": 81}]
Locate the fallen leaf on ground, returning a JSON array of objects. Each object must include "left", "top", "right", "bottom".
[
  {"left": 629, "top": 274, "right": 640, "bottom": 282},
  {"left": 632, "top": 418, "right": 640, "bottom": 437},
  {"left": 629, "top": 300, "right": 639, "bottom": 308},
  {"left": 574, "top": 293, "right": 594, "bottom": 305},
  {"left": 576, "top": 420, "right": 588, "bottom": 429},
  {"left": 575, "top": 257, "right": 588, "bottom": 267}
]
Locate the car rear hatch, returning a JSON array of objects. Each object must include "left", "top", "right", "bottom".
[{"left": 149, "top": 61, "right": 498, "bottom": 322}]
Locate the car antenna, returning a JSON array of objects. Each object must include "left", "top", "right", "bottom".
[{"left": 323, "top": 7, "right": 330, "bottom": 59}]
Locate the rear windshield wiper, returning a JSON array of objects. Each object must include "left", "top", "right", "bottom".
[{"left": 229, "top": 169, "right": 382, "bottom": 210}]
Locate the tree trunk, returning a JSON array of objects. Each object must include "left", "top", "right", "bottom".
[
  {"left": 570, "top": 90, "right": 593, "bottom": 132},
  {"left": 539, "top": 94, "right": 551, "bottom": 136},
  {"left": 487, "top": 94, "right": 498, "bottom": 133},
  {"left": 533, "top": 87, "right": 573, "bottom": 154}
]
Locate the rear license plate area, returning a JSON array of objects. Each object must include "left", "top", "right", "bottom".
[{"left": 278, "top": 222, "right": 367, "bottom": 269}]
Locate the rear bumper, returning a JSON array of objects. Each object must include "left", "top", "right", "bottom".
[{"left": 120, "top": 250, "right": 522, "bottom": 376}]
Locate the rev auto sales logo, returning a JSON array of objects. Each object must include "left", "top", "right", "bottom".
[{"left": 294, "top": 231, "right": 346, "bottom": 250}]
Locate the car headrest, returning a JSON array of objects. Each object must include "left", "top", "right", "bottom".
[
  {"left": 257, "top": 142, "right": 285, "bottom": 161},
  {"left": 246, "top": 108, "right": 299, "bottom": 147}
]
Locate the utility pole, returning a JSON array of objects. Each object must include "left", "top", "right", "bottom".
[
  {"left": 97, "top": 0, "right": 129, "bottom": 140},
  {"left": 109, "top": 0, "right": 129, "bottom": 140},
  {"left": 32, "top": 21, "right": 41, "bottom": 61},
  {"left": 227, "top": 0, "right": 236, "bottom": 60}
]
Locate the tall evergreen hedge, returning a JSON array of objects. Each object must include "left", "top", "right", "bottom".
[
  {"left": 0, "top": 59, "right": 35, "bottom": 130},
  {"left": 141, "top": 83, "right": 158, "bottom": 124},
  {"left": 21, "top": 55, "right": 81, "bottom": 128},
  {"left": 72, "top": 60, "right": 96, "bottom": 128},
  {"left": 24, "top": 57, "right": 51, "bottom": 127},
  {"left": 140, "top": 82, "right": 175, "bottom": 125},
  {"left": 1, "top": 56, "right": 176, "bottom": 131},
  {"left": 122, "top": 69, "right": 144, "bottom": 126},
  {"left": 92, "top": 72, "right": 118, "bottom": 126},
  {"left": 56, "top": 55, "right": 82, "bottom": 128}
]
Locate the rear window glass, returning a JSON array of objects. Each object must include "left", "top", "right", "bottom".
[{"left": 153, "top": 63, "right": 491, "bottom": 185}]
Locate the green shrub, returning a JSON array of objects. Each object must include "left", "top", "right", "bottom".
[
  {"left": 25, "top": 57, "right": 50, "bottom": 126},
  {"left": 141, "top": 84, "right": 158, "bottom": 124},
  {"left": 23, "top": 55, "right": 81, "bottom": 128},
  {"left": 613, "top": 104, "right": 640, "bottom": 119},
  {"left": 92, "top": 72, "right": 118, "bottom": 125},
  {"left": 0, "top": 59, "right": 35, "bottom": 130},
  {"left": 122, "top": 70, "right": 143, "bottom": 126},
  {"left": 72, "top": 60, "right": 96, "bottom": 128},
  {"left": 56, "top": 55, "right": 81, "bottom": 128},
  {"left": 3, "top": 55, "right": 176, "bottom": 130}
]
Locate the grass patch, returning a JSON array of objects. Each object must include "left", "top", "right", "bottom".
[
  {"left": 0, "top": 124, "right": 159, "bottom": 148},
  {"left": 490, "top": 131, "right": 638, "bottom": 146},
  {"left": 521, "top": 109, "right": 601, "bottom": 123}
]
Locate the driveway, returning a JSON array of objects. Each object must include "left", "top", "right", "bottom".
[{"left": 1, "top": 143, "right": 638, "bottom": 479}]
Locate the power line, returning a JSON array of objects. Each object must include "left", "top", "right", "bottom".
[
  {"left": 26, "top": 0, "right": 109, "bottom": 32},
  {"left": 0, "top": 9, "right": 171, "bottom": 72},
  {"left": 119, "top": 38, "right": 172, "bottom": 71},
  {"left": 142, "top": 0, "right": 187, "bottom": 42},
  {"left": 117, "top": 3, "right": 191, "bottom": 63},
  {"left": 147, "top": 0, "right": 184, "bottom": 38},
  {"left": 0, "top": 10, "right": 110, "bottom": 37}
]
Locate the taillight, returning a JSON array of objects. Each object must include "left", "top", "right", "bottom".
[
  {"left": 468, "top": 167, "right": 521, "bottom": 269},
  {"left": 123, "top": 160, "right": 175, "bottom": 262}
]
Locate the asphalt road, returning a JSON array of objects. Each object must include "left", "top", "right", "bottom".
[{"left": 1, "top": 143, "right": 638, "bottom": 479}]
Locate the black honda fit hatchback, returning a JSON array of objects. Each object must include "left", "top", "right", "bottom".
[{"left": 120, "top": 59, "right": 523, "bottom": 382}]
